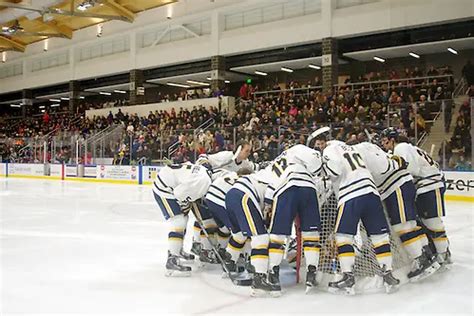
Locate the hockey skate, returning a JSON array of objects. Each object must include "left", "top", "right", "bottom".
[
  {"left": 328, "top": 272, "right": 355, "bottom": 295},
  {"left": 436, "top": 249, "right": 453, "bottom": 272},
  {"left": 199, "top": 249, "right": 219, "bottom": 264},
  {"left": 165, "top": 251, "right": 191, "bottom": 277},
  {"left": 408, "top": 246, "right": 441, "bottom": 282},
  {"left": 382, "top": 270, "right": 400, "bottom": 294},
  {"left": 268, "top": 266, "right": 282, "bottom": 297},
  {"left": 178, "top": 249, "right": 195, "bottom": 262},
  {"left": 305, "top": 265, "right": 318, "bottom": 294},
  {"left": 251, "top": 273, "right": 279, "bottom": 297},
  {"left": 191, "top": 241, "right": 202, "bottom": 257}
]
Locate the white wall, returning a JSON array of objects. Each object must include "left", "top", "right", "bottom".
[
  {"left": 0, "top": 0, "right": 472, "bottom": 94},
  {"left": 85, "top": 96, "right": 234, "bottom": 118}
]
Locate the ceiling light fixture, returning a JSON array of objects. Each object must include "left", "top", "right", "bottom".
[
  {"left": 10, "top": 104, "right": 21, "bottom": 108},
  {"left": 447, "top": 47, "right": 458, "bottom": 55},
  {"left": 167, "top": 82, "right": 190, "bottom": 88},
  {"left": 49, "top": 98, "right": 61, "bottom": 102},
  {"left": 77, "top": 0, "right": 97, "bottom": 11},
  {"left": 99, "top": 92, "right": 112, "bottom": 96},
  {"left": 308, "top": 64, "right": 321, "bottom": 70},
  {"left": 281, "top": 67, "right": 293, "bottom": 73},
  {"left": 225, "top": 80, "right": 230, "bottom": 84},
  {"left": 409, "top": 52, "right": 420, "bottom": 59},
  {"left": 373, "top": 56, "right": 385, "bottom": 63},
  {"left": 206, "top": 77, "right": 212, "bottom": 81},
  {"left": 114, "top": 90, "right": 127, "bottom": 94},
  {"left": 186, "top": 80, "right": 210, "bottom": 86},
  {"left": 51, "top": 103, "right": 60, "bottom": 107},
  {"left": 60, "top": 97, "right": 70, "bottom": 100},
  {"left": 255, "top": 71, "right": 268, "bottom": 76}
]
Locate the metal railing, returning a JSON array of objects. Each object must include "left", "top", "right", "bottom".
[{"left": 167, "top": 117, "right": 216, "bottom": 159}]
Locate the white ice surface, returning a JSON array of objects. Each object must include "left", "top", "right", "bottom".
[{"left": 1, "top": 178, "right": 473, "bottom": 315}]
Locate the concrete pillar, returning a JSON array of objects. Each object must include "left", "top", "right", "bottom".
[
  {"left": 129, "top": 69, "right": 145, "bottom": 105},
  {"left": 69, "top": 80, "right": 80, "bottom": 113},
  {"left": 21, "top": 89, "right": 33, "bottom": 118},
  {"left": 322, "top": 37, "right": 338, "bottom": 93},
  {"left": 211, "top": 55, "right": 226, "bottom": 93}
]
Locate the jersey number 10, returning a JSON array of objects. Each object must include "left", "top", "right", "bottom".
[{"left": 343, "top": 152, "right": 366, "bottom": 171}]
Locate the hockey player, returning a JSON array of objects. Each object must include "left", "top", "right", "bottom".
[
  {"left": 225, "top": 168, "right": 277, "bottom": 296},
  {"left": 323, "top": 142, "right": 400, "bottom": 294},
  {"left": 197, "top": 140, "right": 255, "bottom": 172},
  {"left": 381, "top": 128, "right": 452, "bottom": 270},
  {"left": 152, "top": 162, "right": 213, "bottom": 276},
  {"left": 266, "top": 144, "right": 323, "bottom": 294},
  {"left": 354, "top": 141, "right": 440, "bottom": 281},
  {"left": 193, "top": 141, "right": 255, "bottom": 254},
  {"left": 204, "top": 168, "right": 253, "bottom": 273}
]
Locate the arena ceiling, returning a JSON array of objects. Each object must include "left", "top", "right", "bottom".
[{"left": 0, "top": 0, "right": 175, "bottom": 53}]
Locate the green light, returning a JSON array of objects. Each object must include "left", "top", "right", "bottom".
[{"left": 246, "top": 78, "right": 252, "bottom": 84}]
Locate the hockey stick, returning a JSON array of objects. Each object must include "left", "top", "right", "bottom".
[
  {"left": 191, "top": 202, "right": 252, "bottom": 286},
  {"left": 295, "top": 215, "right": 302, "bottom": 283}
]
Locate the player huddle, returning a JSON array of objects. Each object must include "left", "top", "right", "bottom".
[{"left": 152, "top": 127, "right": 452, "bottom": 297}]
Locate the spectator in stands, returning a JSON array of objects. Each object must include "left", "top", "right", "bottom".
[
  {"left": 427, "top": 65, "right": 439, "bottom": 77},
  {"left": 454, "top": 154, "right": 471, "bottom": 171}
]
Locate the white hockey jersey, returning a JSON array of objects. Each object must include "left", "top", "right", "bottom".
[
  {"left": 264, "top": 144, "right": 323, "bottom": 200},
  {"left": 322, "top": 143, "right": 379, "bottom": 205},
  {"left": 233, "top": 169, "right": 271, "bottom": 211},
  {"left": 205, "top": 169, "right": 239, "bottom": 208},
  {"left": 354, "top": 142, "right": 413, "bottom": 200},
  {"left": 197, "top": 151, "right": 255, "bottom": 172},
  {"left": 393, "top": 142, "right": 444, "bottom": 194},
  {"left": 153, "top": 163, "right": 212, "bottom": 204}
]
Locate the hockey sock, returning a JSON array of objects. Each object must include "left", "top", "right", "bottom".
[
  {"left": 393, "top": 221, "right": 426, "bottom": 259},
  {"left": 268, "top": 234, "right": 285, "bottom": 268},
  {"left": 227, "top": 232, "right": 246, "bottom": 262},
  {"left": 217, "top": 226, "right": 231, "bottom": 249},
  {"left": 371, "top": 233, "right": 393, "bottom": 271},
  {"left": 335, "top": 234, "right": 355, "bottom": 273},
  {"left": 200, "top": 219, "right": 218, "bottom": 250},
  {"left": 193, "top": 221, "right": 201, "bottom": 244},
  {"left": 168, "top": 214, "right": 187, "bottom": 256},
  {"left": 250, "top": 234, "right": 269, "bottom": 274},
  {"left": 422, "top": 217, "right": 449, "bottom": 254},
  {"left": 302, "top": 231, "right": 321, "bottom": 269}
]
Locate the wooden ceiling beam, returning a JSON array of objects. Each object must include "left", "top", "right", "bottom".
[
  {"left": 101, "top": 0, "right": 136, "bottom": 22},
  {"left": 0, "top": 35, "right": 25, "bottom": 52}
]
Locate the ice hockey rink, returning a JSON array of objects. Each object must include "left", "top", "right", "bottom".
[{"left": 1, "top": 178, "right": 473, "bottom": 315}]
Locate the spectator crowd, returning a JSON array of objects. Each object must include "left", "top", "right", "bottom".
[{"left": 0, "top": 63, "right": 471, "bottom": 170}]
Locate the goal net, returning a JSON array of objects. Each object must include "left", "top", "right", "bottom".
[{"left": 294, "top": 192, "right": 413, "bottom": 293}]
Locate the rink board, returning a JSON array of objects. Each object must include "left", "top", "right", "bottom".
[{"left": 0, "top": 162, "right": 472, "bottom": 202}]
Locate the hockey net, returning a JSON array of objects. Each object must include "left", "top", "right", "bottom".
[{"left": 294, "top": 192, "right": 412, "bottom": 293}]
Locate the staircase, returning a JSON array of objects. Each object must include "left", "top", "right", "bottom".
[{"left": 420, "top": 95, "right": 469, "bottom": 158}]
